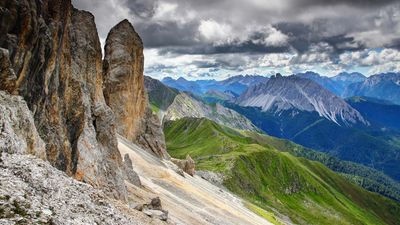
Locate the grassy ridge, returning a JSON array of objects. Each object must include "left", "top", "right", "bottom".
[{"left": 164, "top": 118, "right": 400, "bottom": 225}]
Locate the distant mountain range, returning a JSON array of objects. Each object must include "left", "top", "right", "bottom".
[
  {"left": 344, "top": 73, "right": 400, "bottom": 105},
  {"left": 296, "top": 71, "right": 366, "bottom": 96},
  {"left": 162, "top": 72, "right": 400, "bottom": 106},
  {"left": 145, "top": 76, "right": 179, "bottom": 112},
  {"left": 295, "top": 71, "right": 400, "bottom": 105},
  {"left": 161, "top": 75, "right": 269, "bottom": 96},
  {"left": 224, "top": 74, "right": 400, "bottom": 181}
]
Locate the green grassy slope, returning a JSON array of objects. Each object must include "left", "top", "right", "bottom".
[
  {"left": 242, "top": 131, "right": 400, "bottom": 202},
  {"left": 164, "top": 118, "right": 400, "bottom": 225}
]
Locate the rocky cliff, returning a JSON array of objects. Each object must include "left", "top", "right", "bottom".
[
  {"left": 0, "top": 0, "right": 126, "bottom": 200},
  {"left": 103, "top": 20, "right": 168, "bottom": 159},
  {"left": 164, "top": 92, "right": 260, "bottom": 132}
]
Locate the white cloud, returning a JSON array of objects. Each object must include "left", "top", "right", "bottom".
[
  {"left": 339, "top": 48, "right": 400, "bottom": 75},
  {"left": 339, "top": 49, "right": 400, "bottom": 67},
  {"left": 259, "top": 26, "right": 289, "bottom": 47},
  {"left": 198, "top": 19, "right": 234, "bottom": 44}
]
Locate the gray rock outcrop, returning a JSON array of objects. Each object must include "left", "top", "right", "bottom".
[
  {"left": 0, "top": 91, "right": 45, "bottom": 159},
  {"left": 134, "top": 197, "right": 168, "bottom": 222},
  {"left": 135, "top": 108, "right": 169, "bottom": 159},
  {"left": 103, "top": 20, "right": 146, "bottom": 141}
]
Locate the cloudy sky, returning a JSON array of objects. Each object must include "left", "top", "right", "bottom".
[{"left": 72, "top": 0, "right": 400, "bottom": 80}]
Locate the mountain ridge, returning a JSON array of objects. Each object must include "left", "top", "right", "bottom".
[{"left": 237, "top": 74, "right": 368, "bottom": 126}]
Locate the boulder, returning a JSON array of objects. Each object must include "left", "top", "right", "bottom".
[
  {"left": 123, "top": 154, "right": 142, "bottom": 186},
  {"left": 150, "top": 197, "right": 162, "bottom": 210},
  {"left": 143, "top": 209, "right": 168, "bottom": 221},
  {"left": 171, "top": 155, "right": 196, "bottom": 176},
  {"left": 140, "top": 197, "right": 168, "bottom": 221}
]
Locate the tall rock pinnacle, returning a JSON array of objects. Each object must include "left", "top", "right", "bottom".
[
  {"left": 103, "top": 20, "right": 146, "bottom": 141},
  {"left": 103, "top": 20, "right": 169, "bottom": 159}
]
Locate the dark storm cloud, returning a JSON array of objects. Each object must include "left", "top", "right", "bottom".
[
  {"left": 73, "top": 0, "right": 399, "bottom": 50},
  {"left": 136, "top": 21, "right": 199, "bottom": 47},
  {"left": 192, "top": 61, "right": 219, "bottom": 69},
  {"left": 125, "top": 0, "right": 158, "bottom": 18},
  {"left": 323, "top": 35, "right": 364, "bottom": 53},
  {"left": 275, "top": 22, "right": 364, "bottom": 57},
  {"left": 157, "top": 42, "right": 290, "bottom": 55}
]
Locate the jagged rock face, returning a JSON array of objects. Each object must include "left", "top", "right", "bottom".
[
  {"left": 103, "top": 20, "right": 169, "bottom": 159},
  {"left": 0, "top": 91, "right": 46, "bottom": 159},
  {"left": 0, "top": 0, "right": 126, "bottom": 200}
]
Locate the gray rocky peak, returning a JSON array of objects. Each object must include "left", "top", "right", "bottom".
[{"left": 238, "top": 75, "right": 368, "bottom": 126}]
